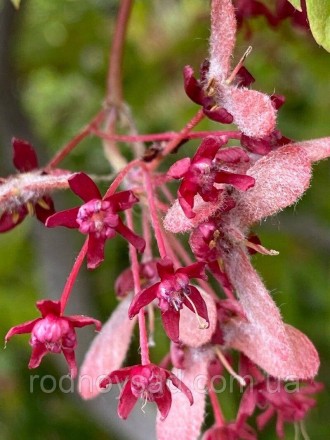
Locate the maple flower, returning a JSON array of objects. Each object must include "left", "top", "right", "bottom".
[
  {"left": 99, "top": 363, "right": 193, "bottom": 420},
  {"left": 128, "top": 257, "right": 209, "bottom": 342},
  {"left": 165, "top": 137, "right": 330, "bottom": 379},
  {"left": 46, "top": 172, "right": 145, "bottom": 269},
  {"left": 202, "top": 422, "right": 256, "bottom": 440},
  {"left": 167, "top": 136, "right": 255, "bottom": 218},
  {"left": 0, "top": 138, "right": 55, "bottom": 232},
  {"left": 237, "top": 377, "right": 323, "bottom": 438},
  {"left": 5, "top": 299, "right": 101, "bottom": 378}
]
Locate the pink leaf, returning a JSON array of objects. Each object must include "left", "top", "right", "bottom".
[
  {"left": 297, "top": 136, "right": 330, "bottom": 163},
  {"left": 156, "top": 349, "right": 212, "bottom": 440},
  {"left": 221, "top": 87, "right": 277, "bottom": 138},
  {"left": 179, "top": 288, "right": 217, "bottom": 348},
  {"left": 209, "top": 0, "right": 237, "bottom": 80},
  {"left": 164, "top": 194, "right": 226, "bottom": 233},
  {"left": 78, "top": 295, "right": 136, "bottom": 399},
  {"left": 231, "top": 145, "right": 312, "bottom": 227},
  {"left": 222, "top": 247, "right": 319, "bottom": 380}
]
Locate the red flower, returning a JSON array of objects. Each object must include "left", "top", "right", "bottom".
[
  {"left": 237, "top": 377, "right": 323, "bottom": 438},
  {"left": 128, "top": 257, "right": 209, "bottom": 342},
  {"left": 0, "top": 138, "right": 55, "bottom": 232},
  {"left": 202, "top": 422, "right": 256, "bottom": 440},
  {"left": 168, "top": 136, "right": 254, "bottom": 218},
  {"left": 183, "top": 61, "right": 255, "bottom": 124},
  {"left": 100, "top": 363, "right": 193, "bottom": 420},
  {"left": 5, "top": 299, "right": 101, "bottom": 378},
  {"left": 46, "top": 172, "right": 145, "bottom": 269}
]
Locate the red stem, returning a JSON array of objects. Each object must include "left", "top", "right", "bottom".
[
  {"left": 106, "top": 0, "right": 134, "bottom": 104},
  {"left": 104, "top": 158, "right": 141, "bottom": 198},
  {"left": 125, "top": 210, "right": 150, "bottom": 365},
  {"left": 142, "top": 166, "right": 167, "bottom": 259},
  {"left": 60, "top": 238, "right": 88, "bottom": 314},
  {"left": 91, "top": 128, "right": 241, "bottom": 144},
  {"left": 46, "top": 110, "right": 105, "bottom": 169},
  {"left": 208, "top": 384, "right": 225, "bottom": 427},
  {"left": 148, "top": 109, "right": 205, "bottom": 171}
]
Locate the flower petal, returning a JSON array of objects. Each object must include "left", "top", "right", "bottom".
[
  {"left": 86, "top": 234, "right": 106, "bottom": 269},
  {"left": 161, "top": 309, "right": 180, "bottom": 343},
  {"left": 115, "top": 219, "right": 146, "bottom": 253},
  {"left": 0, "top": 208, "right": 27, "bottom": 233},
  {"left": 118, "top": 380, "right": 138, "bottom": 419},
  {"left": 157, "top": 257, "right": 175, "bottom": 280},
  {"left": 128, "top": 283, "right": 159, "bottom": 318},
  {"left": 214, "top": 171, "right": 255, "bottom": 191},
  {"left": 62, "top": 349, "right": 78, "bottom": 379},
  {"left": 12, "top": 138, "right": 38, "bottom": 171},
  {"left": 46, "top": 207, "right": 79, "bottom": 228},
  {"left": 167, "top": 158, "right": 191, "bottom": 179},
  {"left": 34, "top": 196, "right": 55, "bottom": 224},
  {"left": 183, "top": 65, "right": 205, "bottom": 106},
  {"left": 69, "top": 172, "right": 101, "bottom": 202},
  {"left": 67, "top": 315, "right": 101, "bottom": 331},
  {"left": 184, "top": 286, "right": 209, "bottom": 322},
  {"left": 5, "top": 318, "right": 40, "bottom": 342},
  {"left": 193, "top": 136, "right": 225, "bottom": 163},
  {"left": 177, "top": 262, "right": 206, "bottom": 280},
  {"left": 155, "top": 385, "right": 172, "bottom": 420},
  {"left": 28, "top": 342, "right": 48, "bottom": 369},
  {"left": 79, "top": 295, "right": 136, "bottom": 399},
  {"left": 105, "top": 190, "right": 139, "bottom": 212},
  {"left": 36, "top": 299, "right": 61, "bottom": 317},
  {"left": 100, "top": 366, "right": 135, "bottom": 388}
]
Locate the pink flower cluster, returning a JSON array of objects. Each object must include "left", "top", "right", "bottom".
[{"left": 3, "top": 0, "right": 330, "bottom": 439}]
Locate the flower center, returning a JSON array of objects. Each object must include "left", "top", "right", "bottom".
[
  {"left": 31, "top": 315, "right": 76, "bottom": 353},
  {"left": 76, "top": 199, "right": 119, "bottom": 238},
  {"left": 131, "top": 368, "right": 165, "bottom": 401},
  {"left": 159, "top": 274, "right": 190, "bottom": 311}
]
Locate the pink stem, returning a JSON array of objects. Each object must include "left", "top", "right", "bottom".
[
  {"left": 106, "top": 0, "right": 134, "bottom": 104},
  {"left": 104, "top": 158, "right": 141, "bottom": 198},
  {"left": 92, "top": 128, "right": 241, "bottom": 144},
  {"left": 60, "top": 238, "right": 88, "bottom": 314},
  {"left": 125, "top": 210, "right": 150, "bottom": 365},
  {"left": 208, "top": 384, "right": 225, "bottom": 427},
  {"left": 148, "top": 109, "right": 205, "bottom": 171},
  {"left": 46, "top": 110, "right": 105, "bottom": 169},
  {"left": 142, "top": 208, "right": 153, "bottom": 261},
  {"left": 142, "top": 166, "right": 167, "bottom": 259}
]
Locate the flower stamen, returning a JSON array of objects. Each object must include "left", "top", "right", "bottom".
[
  {"left": 183, "top": 291, "right": 208, "bottom": 330},
  {"left": 214, "top": 346, "right": 246, "bottom": 387}
]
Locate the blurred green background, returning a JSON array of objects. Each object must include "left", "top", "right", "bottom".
[{"left": 0, "top": 0, "right": 329, "bottom": 438}]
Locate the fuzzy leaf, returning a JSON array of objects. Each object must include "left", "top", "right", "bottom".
[
  {"left": 221, "top": 86, "right": 277, "bottom": 138},
  {"left": 78, "top": 295, "right": 136, "bottom": 399},
  {"left": 156, "top": 349, "right": 212, "bottom": 440},
  {"left": 209, "top": 0, "right": 237, "bottom": 79},
  {"left": 306, "top": 0, "right": 330, "bottom": 51},
  {"left": 179, "top": 288, "right": 217, "bottom": 348},
  {"left": 223, "top": 248, "right": 319, "bottom": 380},
  {"left": 231, "top": 144, "right": 312, "bottom": 227}
]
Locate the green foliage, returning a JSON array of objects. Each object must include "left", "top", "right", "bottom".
[{"left": 306, "top": 0, "right": 330, "bottom": 52}]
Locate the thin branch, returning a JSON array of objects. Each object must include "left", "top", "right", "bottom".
[{"left": 106, "top": 0, "right": 134, "bottom": 105}]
